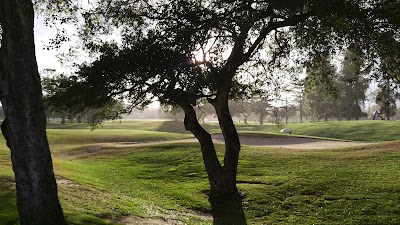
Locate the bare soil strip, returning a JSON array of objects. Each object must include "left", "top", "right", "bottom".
[
  {"left": 114, "top": 134, "right": 371, "bottom": 149},
  {"left": 211, "top": 134, "right": 371, "bottom": 149}
]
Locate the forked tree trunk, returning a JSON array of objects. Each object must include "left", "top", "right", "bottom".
[
  {"left": 209, "top": 88, "right": 246, "bottom": 225},
  {"left": 178, "top": 98, "right": 241, "bottom": 199},
  {"left": 177, "top": 100, "right": 224, "bottom": 196},
  {"left": 178, "top": 99, "right": 246, "bottom": 225},
  {"left": 0, "top": 1, "right": 67, "bottom": 224}
]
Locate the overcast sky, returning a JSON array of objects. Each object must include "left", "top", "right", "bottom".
[{"left": 34, "top": 15, "right": 73, "bottom": 74}]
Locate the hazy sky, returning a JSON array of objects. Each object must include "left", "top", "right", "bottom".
[{"left": 34, "top": 15, "right": 72, "bottom": 73}]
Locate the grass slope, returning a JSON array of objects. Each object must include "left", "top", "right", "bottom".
[
  {"left": 0, "top": 120, "right": 399, "bottom": 224},
  {"left": 48, "top": 119, "right": 400, "bottom": 142},
  {"left": 284, "top": 120, "right": 400, "bottom": 142}
]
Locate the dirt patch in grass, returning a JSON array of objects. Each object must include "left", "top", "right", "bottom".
[
  {"left": 57, "top": 178, "right": 81, "bottom": 188},
  {"left": 370, "top": 140, "right": 400, "bottom": 150},
  {"left": 111, "top": 216, "right": 182, "bottom": 225},
  {"left": 213, "top": 133, "right": 371, "bottom": 149},
  {"left": 112, "top": 134, "right": 371, "bottom": 150},
  {"left": 334, "top": 140, "right": 400, "bottom": 158}
]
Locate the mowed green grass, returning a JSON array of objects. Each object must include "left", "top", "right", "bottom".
[
  {"left": 231, "top": 120, "right": 400, "bottom": 142},
  {"left": 49, "top": 119, "right": 400, "bottom": 142},
  {"left": 0, "top": 120, "right": 400, "bottom": 224},
  {"left": 285, "top": 120, "right": 400, "bottom": 142}
]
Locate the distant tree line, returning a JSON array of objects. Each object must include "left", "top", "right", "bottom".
[{"left": 301, "top": 46, "right": 399, "bottom": 121}]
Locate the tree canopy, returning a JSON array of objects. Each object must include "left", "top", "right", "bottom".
[{"left": 45, "top": 0, "right": 400, "bottom": 108}]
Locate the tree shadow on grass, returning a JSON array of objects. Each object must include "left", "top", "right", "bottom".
[
  {"left": 0, "top": 176, "right": 19, "bottom": 225},
  {"left": 156, "top": 121, "right": 191, "bottom": 134},
  {"left": 209, "top": 195, "right": 248, "bottom": 225}
]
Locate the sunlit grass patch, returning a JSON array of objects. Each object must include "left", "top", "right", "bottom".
[
  {"left": 237, "top": 142, "right": 400, "bottom": 224},
  {"left": 284, "top": 120, "right": 400, "bottom": 142}
]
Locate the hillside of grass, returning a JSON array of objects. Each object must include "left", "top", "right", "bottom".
[
  {"left": 47, "top": 119, "right": 400, "bottom": 142},
  {"left": 231, "top": 120, "right": 400, "bottom": 142},
  {"left": 2, "top": 136, "right": 400, "bottom": 224},
  {"left": 1, "top": 120, "right": 399, "bottom": 224},
  {"left": 282, "top": 120, "right": 400, "bottom": 142}
]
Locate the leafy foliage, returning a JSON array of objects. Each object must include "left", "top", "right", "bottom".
[
  {"left": 376, "top": 78, "right": 398, "bottom": 120},
  {"left": 42, "top": 74, "right": 124, "bottom": 125},
  {"left": 303, "top": 52, "right": 338, "bottom": 121},
  {"left": 335, "top": 46, "right": 369, "bottom": 120},
  {"left": 41, "top": 0, "right": 400, "bottom": 122},
  {"left": 303, "top": 47, "right": 371, "bottom": 121}
]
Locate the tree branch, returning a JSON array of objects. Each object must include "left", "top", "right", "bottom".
[{"left": 243, "top": 11, "right": 312, "bottom": 61}]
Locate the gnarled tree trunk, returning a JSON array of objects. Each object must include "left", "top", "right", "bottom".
[
  {"left": 209, "top": 91, "right": 241, "bottom": 200},
  {"left": 0, "top": 0, "right": 67, "bottom": 224},
  {"left": 177, "top": 98, "right": 246, "bottom": 225},
  {"left": 177, "top": 99, "right": 223, "bottom": 195}
]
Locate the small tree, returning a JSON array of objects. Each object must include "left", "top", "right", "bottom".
[
  {"left": 290, "top": 80, "right": 306, "bottom": 123},
  {"left": 229, "top": 99, "right": 253, "bottom": 124},
  {"left": 251, "top": 96, "right": 271, "bottom": 125},
  {"left": 161, "top": 105, "right": 185, "bottom": 121}
]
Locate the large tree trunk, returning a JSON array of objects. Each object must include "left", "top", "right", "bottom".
[
  {"left": 209, "top": 89, "right": 246, "bottom": 225},
  {"left": 209, "top": 94, "right": 241, "bottom": 200},
  {"left": 177, "top": 100, "right": 224, "bottom": 196},
  {"left": 178, "top": 99, "right": 246, "bottom": 225},
  {"left": 0, "top": 1, "right": 67, "bottom": 224}
]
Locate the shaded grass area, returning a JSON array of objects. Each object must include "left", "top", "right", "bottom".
[
  {"left": 46, "top": 129, "right": 193, "bottom": 145},
  {"left": 0, "top": 137, "right": 18, "bottom": 225},
  {"left": 54, "top": 141, "right": 400, "bottom": 224},
  {"left": 0, "top": 178, "right": 18, "bottom": 225},
  {"left": 54, "top": 143, "right": 213, "bottom": 225}
]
